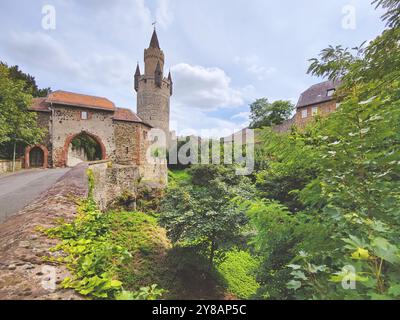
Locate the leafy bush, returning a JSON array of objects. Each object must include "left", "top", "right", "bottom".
[{"left": 45, "top": 198, "right": 168, "bottom": 299}]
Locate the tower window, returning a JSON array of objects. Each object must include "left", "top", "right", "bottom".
[
  {"left": 81, "top": 111, "right": 88, "bottom": 120},
  {"left": 126, "top": 147, "right": 129, "bottom": 154}
]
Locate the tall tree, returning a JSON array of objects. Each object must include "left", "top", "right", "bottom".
[
  {"left": 160, "top": 165, "right": 255, "bottom": 266},
  {"left": 0, "top": 62, "right": 51, "bottom": 97},
  {"left": 0, "top": 65, "right": 46, "bottom": 161},
  {"left": 249, "top": 99, "right": 295, "bottom": 129}
]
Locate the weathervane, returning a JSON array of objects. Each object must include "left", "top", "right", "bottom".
[{"left": 152, "top": 21, "right": 157, "bottom": 30}]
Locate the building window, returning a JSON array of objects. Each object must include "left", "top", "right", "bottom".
[
  {"left": 301, "top": 109, "right": 308, "bottom": 119},
  {"left": 126, "top": 147, "right": 129, "bottom": 154},
  {"left": 312, "top": 106, "right": 318, "bottom": 116},
  {"left": 81, "top": 111, "right": 88, "bottom": 120},
  {"left": 327, "top": 89, "right": 335, "bottom": 97},
  {"left": 143, "top": 131, "right": 148, "bottom": 140}
]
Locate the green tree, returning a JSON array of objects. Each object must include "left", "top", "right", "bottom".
[
  {"left": 286, "top": 3, "right": 400, "bottom": 299},
  {"left": 0, "top": 65, "right": 46, "bottom": 163},
  {"left": 373, "top": 0, "right": 400, "bottom": 28},
  {"left": 160, "top": 165, "right": 255, "bottom": 267},
  {"left": 249, "top": 99, "right": 295, "bottom": 129},
  {"left": 254, "top": 128, "right": 321, "bottom": 212},
  {"left": 0, "top": 62, "right": 51, "bottom": 97}
]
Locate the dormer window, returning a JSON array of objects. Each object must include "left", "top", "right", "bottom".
[
  {"left": 81, "top": 111, "right": 88, "bottom": 120},
  {"left": 327, "top": 89, "right": 335, "bottom": 97}
]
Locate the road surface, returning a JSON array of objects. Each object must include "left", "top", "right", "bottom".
[{"left": 0, "top": 168, "right": 70, "bottom": 223}]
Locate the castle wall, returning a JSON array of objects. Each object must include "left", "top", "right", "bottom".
[
  {"left": 113, "top": 121, "right": 152, "bottom": 166},
  {"left": 89, "top": 161, "right": 141, "bottom": 211},
  {"left": 51, "top": 105, "right": 115, "bottom": 167}
]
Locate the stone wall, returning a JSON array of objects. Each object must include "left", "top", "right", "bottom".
[
  {"left": 113, "top": 121, "right": 141, "bottom": 165},
  {"left": 36, "top": 112, "right": 52, "bottom": 166},
  {"left": 51, "top": 105, "right": 115, "bottom": 167},
  {"left": 0, "top": 159, "right": 23, "bottom": 174},
  {"left": 272, "top": 117, "right": 296, "bottom": 133},
  {"left": 89, "top": 161, "right": 141, "bottom": 211}
]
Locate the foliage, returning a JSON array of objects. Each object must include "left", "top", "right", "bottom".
[
  {"left": 243, "top": 199, "right": 334, "bottom": 299},
  {"left": 250, "top": 2, "right": 400, "bottom": 300},
  {"left": 373, "top": 0, "right": 400, "bottom": 28},
  {"left": 255, "top": 128, "right": 320, "bottom": 212},
  {"left": 249, "top": 98, "right": 295, "bottom": 129},
  {"left": 160, "top": 165, "right": 255, "bottom": 266},
  {"left": 71, "top": 133, "right": 102, "bottom": 161},
  {"left": 216, "top": 250, "right": 260, "bottom": 299},
  {"left": 0, "top": 64, "right": 46, "bottom": 150},
  {"left": 0, "top": 62, "right": 51, "bottom": 97},
  {"left": 115, "top": 285, "right": 166, "bottom": 300},
  {"left": 45, "top": 177, "right": 169, "bottom": 299},
  {"left": 168, "top": 169, "right": 191, "bottom": 184}
]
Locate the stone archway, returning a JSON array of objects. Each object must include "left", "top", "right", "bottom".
[
  {"left": 25, "top": 145, "right": 49, "bottom": 169},
  {"left": 63, "top": 131, "right": 107, "bottom": 167}
]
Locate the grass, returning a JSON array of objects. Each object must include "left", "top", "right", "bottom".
[
  {"left": 217, "top": 250, "right": 260, "bottom": 299},
  {"left": 168, "top": 169, "right": 191, "bottom": 184}
]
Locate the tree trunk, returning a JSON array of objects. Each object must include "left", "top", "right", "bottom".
[{"left": 209, "top": 241, "right": 216, "bottom": 269}]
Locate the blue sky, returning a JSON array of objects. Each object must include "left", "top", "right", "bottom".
[{"left": 0, "top": 0, "right": 386, "bottom": 137}]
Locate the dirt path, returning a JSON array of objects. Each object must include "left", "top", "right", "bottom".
[{"left": 0, "top": 164, "right": 88, "bottom": 300}]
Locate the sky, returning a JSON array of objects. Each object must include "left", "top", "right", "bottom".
[{"left": 0, "top": 0, "right": 386, "bottom": 137}]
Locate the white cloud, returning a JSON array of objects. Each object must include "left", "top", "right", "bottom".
[
  {"left": 1, "top": 31, "right": 134, "bottom": 88},
  {"left": 3, "top": 31, "right": 83, "bottom": 77},
  {"left": 156, "top": 0, "right": 174, "bottom": 29},
  {"left": 171, "top": 63, "right": 246, "bottom": 111},
  {"left": 234, "top": 55, "right": 276, "bottom": 80}
]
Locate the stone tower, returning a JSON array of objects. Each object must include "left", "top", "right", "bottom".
[{"left": 135, "top": 29, "right": 172, "bottom": 145}]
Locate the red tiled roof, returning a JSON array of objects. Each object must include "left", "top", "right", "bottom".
[
  {"left": 296, "top": 80, "right": 341, "bottom": 108},
  {"left": 113, "top": 107, "right": 143, "bottom": 123},
  {"left": 30, "top": 98, "right": 51, "bottom": 112},
  {"left": 46, "top": 90, "right": 116, "bottom": 111}
]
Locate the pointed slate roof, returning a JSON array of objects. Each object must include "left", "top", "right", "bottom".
[
  {"left": 135, "top": 63, "right": 141, "bottom": 75},
  {"left": 168, "top": 70, "right": 172, "bottom": 82},
  {"left": 149, "top": 29, "right": 160, "bottom": 49}
]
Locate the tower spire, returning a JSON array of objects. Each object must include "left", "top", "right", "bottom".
[
  {"left": 149, "top": 29, "right": 160, "bottom": 49},
  {"left": 135, "top": 62, "right": 141, "bottom": 75},
  {"left": 134, "top": 62, "right": 141, "bottom": 92}
]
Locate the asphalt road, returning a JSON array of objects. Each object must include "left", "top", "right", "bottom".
[{"left": 0, "top": 168, "right": 70, "bottom": 223}]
